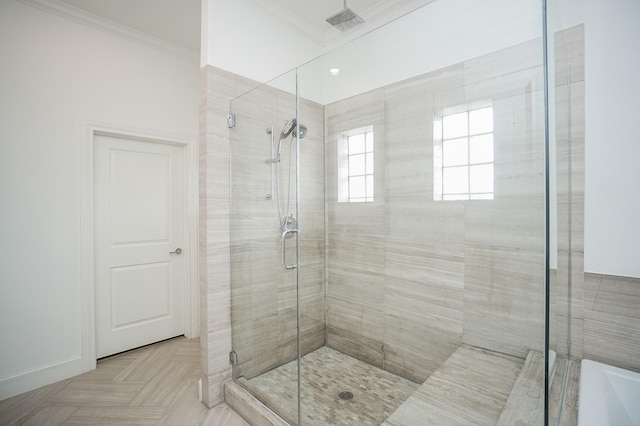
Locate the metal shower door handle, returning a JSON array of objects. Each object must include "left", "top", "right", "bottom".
[
  {"left": 281, "top": 229, "right": 298, "bottom": 270},
  {"left": 169, "top": 248, "right": 182, "bottom": 255}
]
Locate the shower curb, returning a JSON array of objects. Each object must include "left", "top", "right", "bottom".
[{"left": 225, "top": 380, "right": 292, "bottom": 426}]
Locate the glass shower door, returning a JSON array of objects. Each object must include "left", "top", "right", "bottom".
[{"left": 229, "top": 70, "right": 300, "bottom": 424}]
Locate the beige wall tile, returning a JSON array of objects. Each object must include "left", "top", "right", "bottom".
[
  {"left": 582, "top": 273, "right": 640, "bottom": 373},
  {"left": 383, "top": 240, "right": 463, "bottom": 382},
  {"left": 200, "top": 65, "right": 262, "bottom": 407},
  {"left": 321, "top": 37, "right": 549, "bottom": 381}
]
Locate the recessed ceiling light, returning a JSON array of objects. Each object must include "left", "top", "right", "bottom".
[{"left": 329, "top": 68, "right": 340, "bottom": 76}]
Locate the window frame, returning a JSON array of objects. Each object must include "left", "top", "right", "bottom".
[
  {"left": 434, "top": 104, "right": 494, "bottom": 201},
  {"left": 338, "top": 126, "right": 375, "bottom": 203}
]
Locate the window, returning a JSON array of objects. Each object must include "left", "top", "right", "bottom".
[
  {"left": 434, "top": 106, "right": 494, "bottom": 201},
  {"left": 338, "top": 127, "right": 374, "bottom": 202}
]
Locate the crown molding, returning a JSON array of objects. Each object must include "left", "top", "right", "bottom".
[{"left": 18, "top": 0, "right": 198, "bottom": 61}]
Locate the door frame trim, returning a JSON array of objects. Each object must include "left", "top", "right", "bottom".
[{"left": 80, "top": 121, "right": 199, "bottom": 372}]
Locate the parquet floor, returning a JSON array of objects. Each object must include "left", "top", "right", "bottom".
[{"left": 0, "top": 337, "right": 248, "bottom": 425}]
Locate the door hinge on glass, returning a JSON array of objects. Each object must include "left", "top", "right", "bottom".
[
  {"left": 229, "top": 350, "right": 238, "bottom": 366},
  {"left": 227, "top": 113, "right": 236, "bottom": 128}
]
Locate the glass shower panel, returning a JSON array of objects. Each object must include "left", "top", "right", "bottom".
[
  {"left": 297, "top": 0, "right": 547, "bottom": 424},
  {"left": 547, "top": 3, "right": 586, "bottom": 423},
  {"left": 227, "top": 0, "right": 552, "bottom": 424},
  {"left": 229, "top": 69, "right": 300, "bottom": 423}
]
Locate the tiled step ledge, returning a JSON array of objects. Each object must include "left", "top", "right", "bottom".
[
  {"left": 497, "top": 350, "right": 547, "bottom": 425},
  {"left": 384, "top": 344, "right": 525, "bottom": 426}
]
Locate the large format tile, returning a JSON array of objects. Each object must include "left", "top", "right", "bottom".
[
  {"left": 387, "top": 345, "right": 523, "bottom": 426},
  {"left": 326, "top": 234, "right": 386, "bottom": 367},
  {"left": 583, "top": 309, "right": 640, "bottom": 373},
  {"left": 587, "top": 273, "right": 640, "bottom": 320},
  {"left": 321, "top": 37, "right": 551, "bottom": 382},
  {"left": 200, "top": 65, "right": 261, "bottom": 407},
  {"left": 384, "top": 240, "right": 464, "bottom": 382},
  {"left": 463, "top": 243, "right": 545, "bottom": 357}
]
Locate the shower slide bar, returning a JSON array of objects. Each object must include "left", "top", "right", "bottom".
[
  {"left": 281, "top": 229, "right": 298, "bottom": 270},
  {"left": 266, "top": 127, "right": 276, "bottom": 201}
]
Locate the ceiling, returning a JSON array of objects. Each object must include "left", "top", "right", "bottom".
[{"left": 54, "top": 0, "right": 433, "bottom": 53}]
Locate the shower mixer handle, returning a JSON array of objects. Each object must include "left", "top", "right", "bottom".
[{"left": 281, "top": 229, "right": 298, "bottom": 270}]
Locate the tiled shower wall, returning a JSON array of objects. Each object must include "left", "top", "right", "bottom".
[
  {"left": 199, "top": 66, "right": 261, "bottom": 407},
  {"left": 325, "top": 38, "right": 547, "bottom": 383},
  {"left": 200, "top": 66, "right": 326, "bottom": 407},
  {"left": 200, "top": 26, "right": 638, "bottom": 410}
]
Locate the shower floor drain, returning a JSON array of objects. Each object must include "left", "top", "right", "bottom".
[{"left": 338, "top": 391, "right": 354, "bottom": 400}]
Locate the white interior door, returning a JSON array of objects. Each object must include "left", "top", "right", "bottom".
[{"left": 94, "top": 134, "right": 185, "bottom": 358}]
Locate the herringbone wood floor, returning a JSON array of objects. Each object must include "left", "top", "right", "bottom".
[{"left": 0, "top": 337, "right": 248, "bottom": 425}]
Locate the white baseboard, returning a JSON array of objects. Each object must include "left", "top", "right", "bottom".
[{"left": 0, "top": 355, "right": 84, "bottom": 400}]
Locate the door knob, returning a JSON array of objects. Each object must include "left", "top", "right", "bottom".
[{"left": 169, "top": 248, "right": 182, "bottom": 255}]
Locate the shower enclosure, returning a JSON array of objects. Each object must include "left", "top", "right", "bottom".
[{"left": 228, "top": 0, "right": 578, "bottom": 424}]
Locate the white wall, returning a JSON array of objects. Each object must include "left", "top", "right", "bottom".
[
  {"left": 583, "top": 0, "right": 640, "bottom": 278},
  {"left": 201, "top": 0, "right": 324, "bottom": 83},
  {"left": 0, "top": 0, "right": 199, "bottom": 399}
]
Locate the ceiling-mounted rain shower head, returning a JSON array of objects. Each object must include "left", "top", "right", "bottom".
[{"left": 326, "top": 0, "right": 364, "bottom": 32}]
